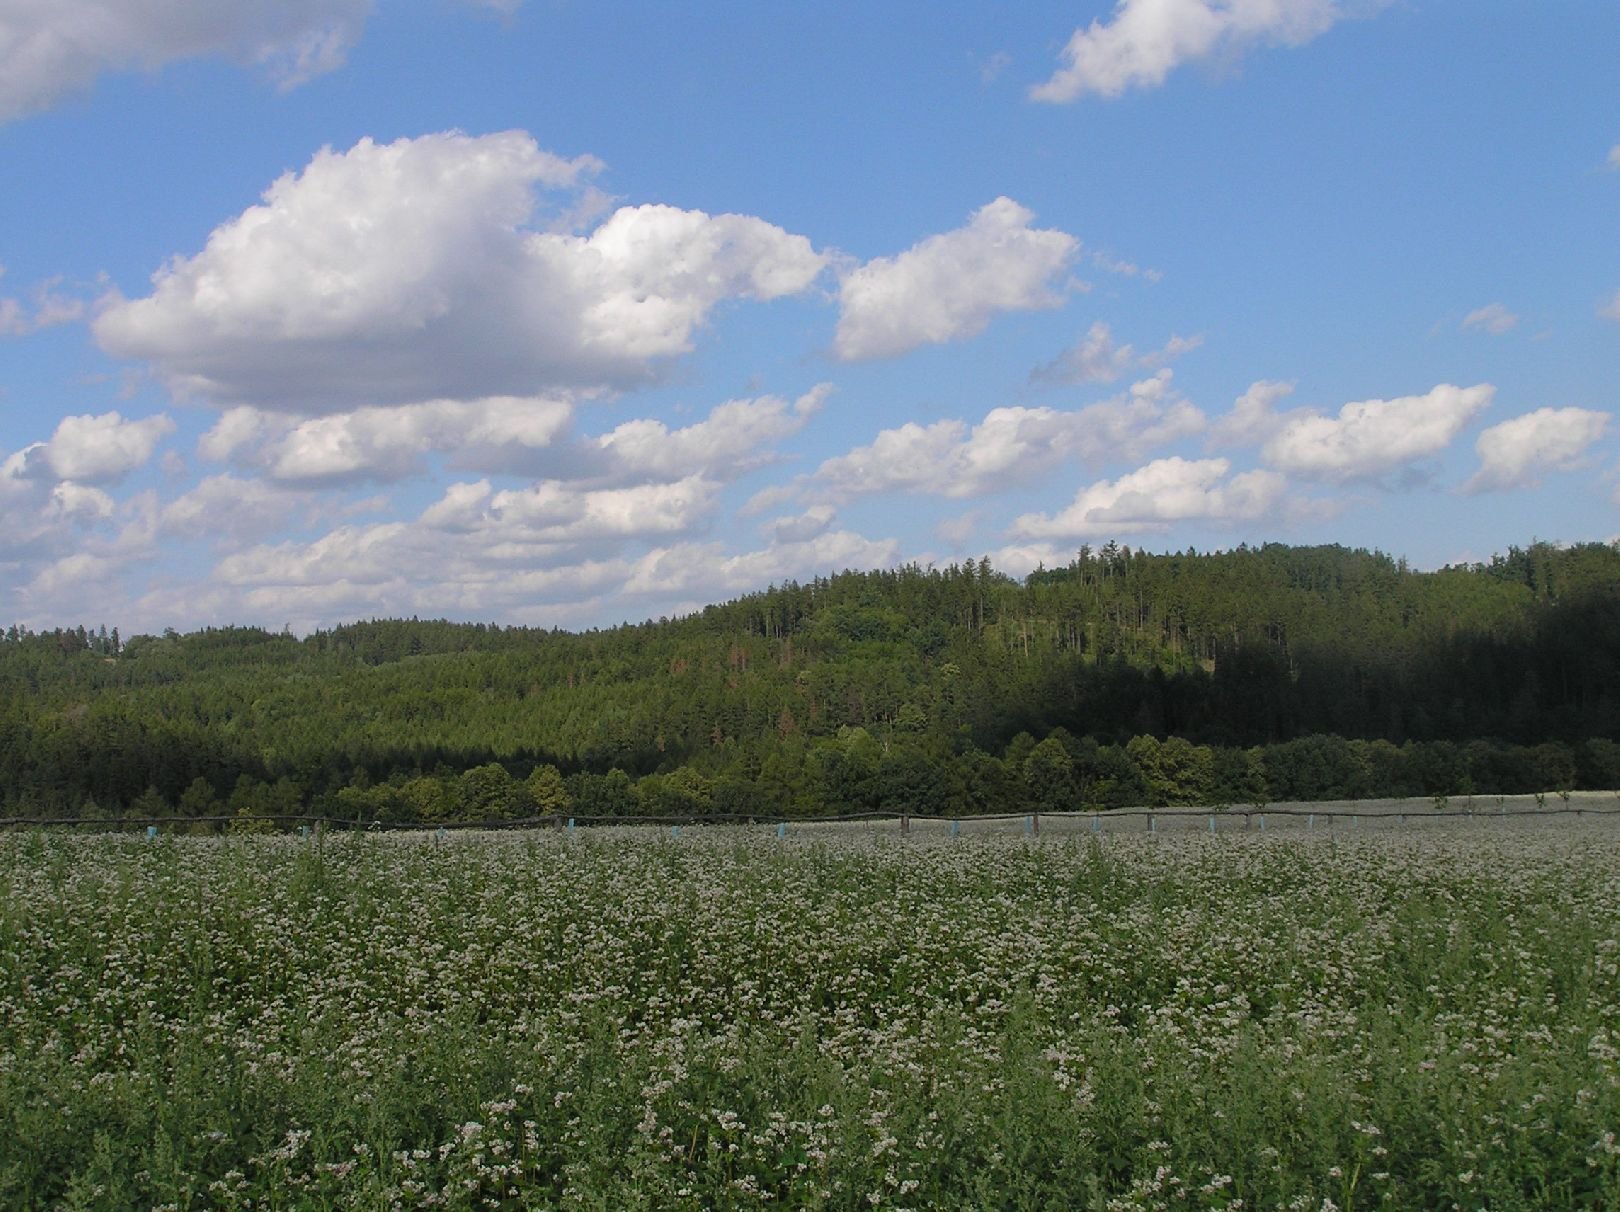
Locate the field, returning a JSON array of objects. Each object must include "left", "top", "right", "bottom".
[{"left": 3, "top": 822, "right": 1619, "bottom": 1210}]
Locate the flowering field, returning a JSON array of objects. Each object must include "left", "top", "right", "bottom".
[{"left": 3, "top": 825, "right": 1619, "bottom": 1210}]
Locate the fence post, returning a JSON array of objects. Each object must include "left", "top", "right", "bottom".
[
  {"left": 566, "top": 817, "right": 575, "bottom": 835},
  {"left": 1308, "top": 813, "right": 1315, "bottom": 830},
  {"left": 1258, "top": 813, "right": 1265, "bottom": 832},
  {"left": 776, "top": 822, "right": 787, "bottom": 840},
  {"left": 146, "top": 824, "right": 157, "bottom": 841},
  {"left": 950, "top": 819, "right": 960, "bottom": 839},
  {"left": 435, "top": 825, "right": 446, "bottom": 846},
  {"left": 670, "top": 825, "right": 680, "bottom": 840},
  {"left": 1092, "top": 813, "right": 1100, "bottom": 834},
  {"left": 1208, "top": 814, "right": 1216, "bottom": 834},
  {"left": 901, "top": 814, "right": 910, "bottom": 837},
  {"left": 1149, "top": 815, "right": 1156, "bottom": 835}
]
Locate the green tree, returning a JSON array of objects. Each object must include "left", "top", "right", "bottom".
[
  {"left": 177, "top": 777, "right": 219, "bottom": 818},
  {"left": 1023, "top": 736, "right": 1078, "bottom": 814},
  {"left": 526, "top": 763, "right": 572, "bottom": 816},
  {"left": 455, "top": 763, "right": 527, "bottom": 821}
]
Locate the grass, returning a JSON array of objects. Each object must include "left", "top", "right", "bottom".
[{"left": 2, "top": 822, "right": 1618, "bottom": 1209}]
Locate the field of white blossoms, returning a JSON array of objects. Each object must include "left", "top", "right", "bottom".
[{"left": 3, "top": 823, "right": 1619, "bottom": 1210}]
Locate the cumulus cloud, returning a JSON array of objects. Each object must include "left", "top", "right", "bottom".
[
  {"left": 1261, "top": 383, "right": 1494, "bottom": 482},
  {"left": 182, "top": 477, "right": 895, "bottom": 632},
  {"left": 1463, "top": 407, "right": 1611, "bottom": 494},
  {"left": 1208, "top": 379, "right": 1296, "bottom": 448},
  {"left": 200, "top": 396, "right": 573, "bottom": 484},
  {"left": 0, "top": 0, "right": 377, "bottom": 121},
  {"left": 12, "top": 410, "right": 176, "bottom": 484},
  {"left": 1031, "top": 0, "right": 1378, "bottom": 102},
  {"left": 1031, "top": 321, "right": 1133, "bottom": 384},
  {"left": 1031, "top": 321, "right": 1201, "bottom": 385},
  {"left": 0, "top": 446, "right": 120, "bottom": 569},
  {"left": 158, "top": 474, "right": 330, "bottom": 546},
  {"left": 814, "top": 370, "right": 1204, "bottom": 500},
  {"left": 1461, "top": 303, "right": 1518, "bottom": 335},
  {"left": 833, "top": 198, "right": 1078, "bottom": 361},
  {"left": 94, "top": 130, "right": 826, "bottom": 410},
  {"left": 199, "top": 385, "right": 825, "bottom": 487},
  {"left": 592, "top": 385, "right": 829, "bottom": 485},
  {"left": 1011, "top": 456, "right": 1288, "bottom": 538},
  {"left": 763, "top": 505, "right": 837, "bottom": 544}
]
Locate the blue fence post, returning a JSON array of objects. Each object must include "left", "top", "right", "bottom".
[
  {"left": 145, "top": 825, "right": 157, "bottom": 841},
  {"left": 776, "top": 822, "right": 787, "bottom": 840},
  {"left": 1023, "top": 815, "right": 1033, "bottom": 836},
  {"left": 566, "top": 817, "right": 575, "bottom": 835},
  {"left": 435, "top": 825, "right": 446, "bottom": 846},
  {"left": 950, "top": 820, "right": 960, "bottom": 839},
  {"left": 1208, "top": 814, "right": 1216, "bottom": 834},
  {"left": 1308, "top": 813, "right": 1315, "bottom": 830},
  {"left": 298, "top": 824, "right": 310, "bottom": 839},
  {"left": 1258, "top": 813, "right": 1266, "bottom": 832},
  {"left": 1149, "top": 815, "right": 1156, "bottom": 835},
  {"left": 670, "top": 825, "right": 680, "bottom": 840},
  {"left": 1092, "top": 813, "right": 1100, "bottom": 834}
]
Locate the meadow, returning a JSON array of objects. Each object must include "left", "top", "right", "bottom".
[{"left": 2, "top": 821, "right": 1618, "bottom": 1210}]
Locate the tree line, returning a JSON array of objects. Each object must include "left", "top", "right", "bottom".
[{"left": 3, "top": 540, "right": 1617, "bottom": 823}]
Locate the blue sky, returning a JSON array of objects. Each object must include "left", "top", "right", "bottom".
[{"left": 1, "top": 0, "right": 1616, "bottom": 633}]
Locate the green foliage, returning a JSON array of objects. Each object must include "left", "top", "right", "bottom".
[
  {"left": 2, "top": 828, "right": 1618, "bottom": 1208},
  {"left": 2, "top": 541, "right": 1617, "bottom": 824}
]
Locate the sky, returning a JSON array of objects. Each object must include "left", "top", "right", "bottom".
[{"left": 1, "top": 0, "right": 1617, "bottom": 635}]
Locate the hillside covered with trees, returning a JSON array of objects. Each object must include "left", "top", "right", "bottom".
[{"left": 3, "top": 541, "right": 1618, "bottom": 823}]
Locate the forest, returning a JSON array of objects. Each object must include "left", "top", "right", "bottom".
[{"left": 2, "top": 540, "right": 1617, "bottom": 824}]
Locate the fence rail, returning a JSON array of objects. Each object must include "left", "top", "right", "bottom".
[{"left": 4, "top": 797, "right": 1618, "bottom": 836}]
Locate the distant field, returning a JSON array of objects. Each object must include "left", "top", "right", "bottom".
[{"left": 3, "top": 824, "right": 1619, "bottom": 1209}]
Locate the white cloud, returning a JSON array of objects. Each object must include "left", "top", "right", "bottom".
[
  {"left": 1031, "top": 0, "right": 1375, "bottom": 102},
  {"left": 814, "top": 370, "right": 1205, "bottom": 500},
  {"left": 158, "top": 474, "right": 325, "bottom": 545},
  {"left": 94, "top": 131, "right": 826, "bottom": 410},
  {"left": 0, "top": 0, "right": 375, "bottom": 122},
  {"left": 833, "top": 197, "right": 1078, "bottom": 361},
  {"left": 200, "top": 385, "right": 826, "bottom": 487},
  {"left": 763, "top": 505, "right": 837, "bottom": 544},
  {"left": 1261, "top": 383, "right": 1494, "bottom": 482},
  {"left": 593, "top": 385, "right": 828, "bottom": 484},
  {"left": 183, "top": 479, "right": 896, "bottom": 632},
  {"left": 1208, "top": 379, "right": 1296, "bottom": 448},
  {"left": 1031, "top": 321, "right": 1202, "bottom": 385},
  {"left": 1089, "top": 249, "right": 1161, "bottom": 281},
  {"left": 620, "top": 531, "right": 901, "bottom": 602},
  {"left": 1602, "top": 290, "right": 1620, "bottom": 323},
  {"left": 1032, "top": 321, "right": 1135, "bottom": 384},
  {"left": 17, "top": 410, "right": 176, "bottom": 483},
  {"left": 1609, "top": 144, "right": 1620, "bottom": 170},
  {"left": 1461, "top": 302, "right": 1518, "bottom": 335},
  {"left": 481, "top": 476, "right": 720, "bottom": 543},
  {"left": 991, "top": 541, "right": 1072, "bottom": 578},
  {"left": 1463, "top": 407, "right": 1611, "bottom": 494},
  {"left": 0, "top": 272, "right": 86, "bottom": 336},
  {"left": 200, "top": 396, "right": 573, "bottom": 483},
  {"left": 0, "top": 444, "right": 122, "bottom": 571},
  {"left": 1011, "top": 456, "right": 1288, "bottom": 538}
]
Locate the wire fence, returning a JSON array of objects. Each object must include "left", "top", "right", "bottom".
[{"left": 5, "top": 792, "right": 1618, "bottom": 838}]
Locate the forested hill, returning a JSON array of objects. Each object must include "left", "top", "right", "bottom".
[{"left": 4, "top": 540, "right": 1619, "bottom": 821}]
